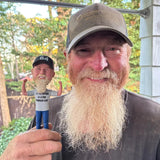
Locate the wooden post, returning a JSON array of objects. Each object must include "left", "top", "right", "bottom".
[
  {"left": 140, "top": 0, "right": 160, "bottom": 103},
  {"left": 0, "top": 53, "right": 11, "bottom": 126}
]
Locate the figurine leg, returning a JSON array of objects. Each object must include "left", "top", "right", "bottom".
[
  {"left": 36, "top": 111, "right": 42, "bottom": 129},
  {"left": 43, "top": 110, "right": 49, "bottom": 129}
]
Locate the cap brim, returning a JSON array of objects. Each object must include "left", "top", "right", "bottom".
[
  {"left": 33, "top": 60, "right": 53, "bottom": 69},
  {"left": 67, "top": 26, "right": 133, "bottom": 53}
]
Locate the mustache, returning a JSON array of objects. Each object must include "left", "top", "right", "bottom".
[
  {"left": 37, "top": 74, "right": 46, "bottom": 79},
  {"left": 77, "top": 68, "right": 118, "bottom": 82},
  {"left": 35, "top": 75, "right": 50, "bottom": 86}
]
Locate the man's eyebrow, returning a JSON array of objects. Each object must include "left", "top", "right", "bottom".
[
  {"left": 108, "top": 35, "right": 126, "bottom": 44},
  {"left": 75, "top": 41, "right": 89, "bottom": 47}
]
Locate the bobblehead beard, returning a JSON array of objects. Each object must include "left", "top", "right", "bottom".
[
  {"left": 34, "top": 75, "right": 50, "bottom": 93},
  {"left": 59, "top": 63, "right": 129, "bottom": 152}
]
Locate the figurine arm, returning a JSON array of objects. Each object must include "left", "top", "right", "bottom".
[
  {"left": 22, "top": 79, "right": 27, "bottom": 96},
  {"left": 57, "top": 81, "right": 62, "bottom": 96}
]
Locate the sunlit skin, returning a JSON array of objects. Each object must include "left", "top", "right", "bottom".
[
  {"left": 31, "top": 63, "right": 55, "bottom": 81},
  {"left": 65, "top": 31, "right": 131, "bottom": 88}
]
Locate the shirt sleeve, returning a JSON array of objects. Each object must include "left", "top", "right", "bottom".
[
  {"left": 49, "top": 90, "right": 58, "bottom": 96},
  {"left": 27, "top": 90, "right": 35, "bottom": 96}
]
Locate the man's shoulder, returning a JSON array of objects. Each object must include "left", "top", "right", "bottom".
[
  {"left": 49, "top": 94, "right": 66, "bottom": 105},
  {"left": 27, "top": 89, "right": 36, "bottom": 95},
  {"left": 49, "top": 94, "right": 66, "bottom": 114},
  {"left": 126, "top": 90, "right": 160, "bottom": 106},
  {"left": 48, "top": 94, "right": 67, "bottom": 127},
  {"left": 125, "top": 90, "right": 160, "bottom": 120},
  {"left": 46, "top": 89, "right": 57, "bottom": 95}
]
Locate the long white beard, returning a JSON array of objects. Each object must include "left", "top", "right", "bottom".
[
  {"left": 35, "top": 76, "right": 50, "bottom": 93},
  {"left": 59, "top": 68, "right": 127, "bottom": 152}
]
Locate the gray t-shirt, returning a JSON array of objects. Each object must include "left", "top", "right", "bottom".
[
  {"left": 28, "top": 91, "right": 160, "bottom": 160},
  {"left": 27, "top": 89, "right": 57, "bottom": 111}
]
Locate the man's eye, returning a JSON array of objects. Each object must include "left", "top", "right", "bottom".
[
  {"left": 78, "top": 48, "right": 91, "bottom": 52},
  {"left": 109, "top": 48, "right": 116, "bottom": 51},
  {"left": 107, "top": 47, "right": 118, "bottom": 51},
  {"left": 45, "top": 69, "right": 50, "bottom": 72},
  {"left": 105, "top": 47, "right": 120, "bottom": 55},
  {"left": 76, "top": 48, "right": 92, "bottom": 56},
  {"left": 36, "top": 67, "right": 41, "bottom": 70}
]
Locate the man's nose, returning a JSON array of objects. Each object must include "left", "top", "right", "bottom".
[
  {"left": 39, "top": 69, "right": 46, "bottom": 75},
  {"left": 89, "top": 50, "right": 108, "bottom": 71}
]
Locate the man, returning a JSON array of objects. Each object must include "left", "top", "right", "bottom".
[
  {"left": 1, "top": 3, "right": 160, "bottom": 160},
  {"left": 22, "top": 55, "right": 62, "bottom": 129}
]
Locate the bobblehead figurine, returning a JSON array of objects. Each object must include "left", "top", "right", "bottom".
[{"left": 22, "top": 55, "right": 62, "bottom": 129}]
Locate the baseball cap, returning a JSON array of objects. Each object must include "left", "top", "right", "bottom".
[
  {"left": 66, "top": 3, "right": 133, "bottom": 53},
  {"left": 33, "top": 55, "right": 54, "bottom": 69}
]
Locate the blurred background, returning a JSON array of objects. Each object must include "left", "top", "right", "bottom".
[{"left": 0, "top": 0, "right": 141, "bottom": 155}]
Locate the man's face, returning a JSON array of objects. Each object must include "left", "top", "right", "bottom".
[
  {"left": 60, "top": 31, "right": 131, "bottom": 151},
  {"left": 32, "top": 63, "right": 55, "bottom": 82},
  {"left": 67, "top": 31, "right": 130, "bottom": 89}
]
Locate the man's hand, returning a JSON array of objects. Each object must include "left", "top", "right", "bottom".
[{"left": 0, "top": 129, "right": 62, "bottom": 160}]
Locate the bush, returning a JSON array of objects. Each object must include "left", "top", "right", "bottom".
[{"left": 0, "top": 117, "right": 32, "bottom": 156}]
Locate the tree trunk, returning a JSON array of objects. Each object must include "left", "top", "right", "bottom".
[
  {"left": 15, "top": 55, "right": 19, "bottom": 80},
  {"left": 0, "top": 53, "right": 11, "bottom": 127},
  {"left": 48, "top": 0, "right": 54, "bottom": 58}
]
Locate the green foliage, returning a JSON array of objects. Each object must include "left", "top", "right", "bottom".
[
  {"left": 0, "top": 117, "right": 32, "bottom": 155},
  {"left": 124, "top": 1, "right": 141, "bottom": 92},
  {"left": 26, "top": 17, "right": 67, "bottom": 47},
  {"left": 56, "top": 0, "right": 92, "bottom": 5},
  {"left": 6, "top": 80, "right": 23, "bottom": 92},
  {"left": 125, "top": 79, "right": 140, "bottom": 93},
  {"left": 54, "top": 66, "right": 72, "bottom": 90},
  {"left": 0, "top": 0, "right": 141, "bottom": 93}
]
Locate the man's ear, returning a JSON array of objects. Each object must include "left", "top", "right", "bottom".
[
  {"left": 127, "top": 44, "right": 132, "bottom": 58},
  {"left": 31, "top": 68, "right": 33, "bottom": 74},
  {"left": 64, "top": 50, "right": 70, "bottom": 62},
  {"left": 52, "top": 71, "right": 55, "bottom": 77}
]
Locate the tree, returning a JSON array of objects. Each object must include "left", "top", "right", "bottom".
[
  {"left": 0, "top": 5, "right": 27, "bottom": 80},
  {"left": 1, "top": 0, "right": 141, "bottom": 94},
  {"left": 0, "top": 2, "right": 13, "bottom": 126},
  {"left": 0, "top": 53, "right": 11, "bottom": 126}
]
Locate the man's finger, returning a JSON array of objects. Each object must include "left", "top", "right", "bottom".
[
  {"left": 18, "top": 129, "right": 61, "bottom": 143},
  {"left": 29, "top": 154, "right": 52, "bottom": 160},
  {"left": 28, "top": 141, "right": 62, "bottom": 156}
]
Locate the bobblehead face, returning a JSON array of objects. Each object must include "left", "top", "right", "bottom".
[{"left": 31, "top": 63, "right": 55, "bottom": 93}]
